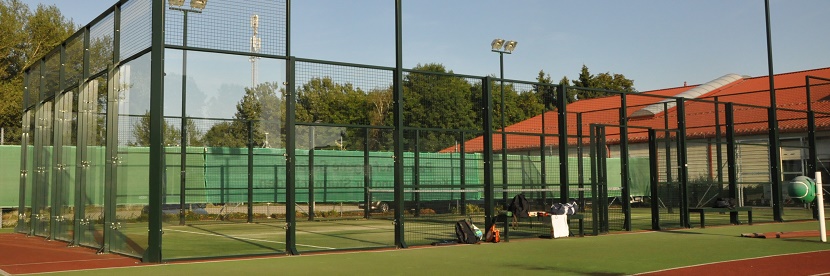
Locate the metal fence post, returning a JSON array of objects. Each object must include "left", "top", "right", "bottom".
[
  {"left": 145, "top": 0, "right": 166, "bottom": 263},
  {"left": 247, "top": 120, "right": 254, "bottom": 223},
  {"left": 676, "top": 98, "right": 690, "bottom": 228},
  {"left": 726, "top": 103, "right": 739, "bottom": 224},
  {"left": 284, "top": 56, "right": 299, "bottom": 255},
  {"left": 768, "top": 107, "right": 783, "bottom": 221},
  {"left": 483, "top": 77, "right": 495, "bottom": 233},
  {"left": 648, "top": 129, "right": 660, "bottom": 230},
  {"left": 557, "top": 85, "right": 569, "bottom": 203},
  {"left": 620, "top": 93, "right": 631, "bottom": 231},
  {"left": 393, "top": 0, "right": 406, "bottom": 249}
]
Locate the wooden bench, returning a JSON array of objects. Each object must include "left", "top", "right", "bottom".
[
  {"left": 688, "top": 207, "right": 753, "bottom": 228},
  {"left": 497, "top": 211, "right": 584, "bottom": 241}
]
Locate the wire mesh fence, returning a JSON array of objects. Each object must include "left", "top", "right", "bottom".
[{"left": 13, "top": 0, "right": 830, "bottom": 263}]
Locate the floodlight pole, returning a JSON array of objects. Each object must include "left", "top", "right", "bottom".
[
  {"left": 498, "top": 51, "right": 508, "bottom": 207},
  {"left": 491, "top": 47, "right": 512, "bottom": 208},
  {"left": 179, "top": 8, "right": 189, "bottom": 227},
  {"left": 171, "top": 4, "right": 204, "bottom": 227},
  {"left": 764, "top": 0, "right": 783, "bottom": 222}
]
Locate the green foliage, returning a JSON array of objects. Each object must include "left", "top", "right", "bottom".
[
  {"left": 130, "top": 111, "right": 192, "bottom": 147},
  {"left": 534, "top": 70, "right": 556, "bottom": 110},
  {"left": 405, "top": 63, "right": 480, "bottom": 151},
  {"left": 465, "top": 204, "right": 483, "bottom": 214},
  {"left": 0, "top": 0, "right": 75, "bottom": 145},
  {"left": 203, "top": 82, "right": 281, "bottom": 147},
  {"left": 569, "top": 64, "right": 637, "bottom": 99}
]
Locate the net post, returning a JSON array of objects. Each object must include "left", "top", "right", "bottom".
[{"left": 816, "top": 172, "right": 826, "bottom": 242}]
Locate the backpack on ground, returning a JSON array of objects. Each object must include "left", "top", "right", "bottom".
[
  {"left": 485, "top": 223, "right": 501, "bottom": 243},
  {"left": 507, "top": 194, "right": 530, "bottom": 218},
  {"left": 455, "top": 219, "right": 478, "bottom": 244},
  {"left": 507, "top": 194, "right": 530, "bottom": 229}
]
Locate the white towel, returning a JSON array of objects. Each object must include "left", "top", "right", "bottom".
[{"left": 551, "top": 215, "right": 569, "bottom": 238}]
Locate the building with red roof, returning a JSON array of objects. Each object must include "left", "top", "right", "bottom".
[{"left": 449, "top": 67, "right": 830, "bottom": 194}]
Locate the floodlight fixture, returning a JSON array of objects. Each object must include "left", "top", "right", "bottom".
[
  {"left": 168, "top": 0, "right": 185, "bottom": 7},
  {"left": 190, "top": 0, "right": 207, "bottom": 10},
  {"left": 491, "top": 38, "right": 505, "bottom": 51},
  {"left": 504, "top": 40, "right": 518, "bottom": 53}
]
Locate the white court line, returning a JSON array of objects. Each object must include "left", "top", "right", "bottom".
[{"left": 164, "top": 229, "right": 336, "bottom": 250}]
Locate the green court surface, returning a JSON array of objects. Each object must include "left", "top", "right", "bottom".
[
  {"left": 149, "top": 214, "right": 474, "bottom": 259},
  {"left": 140, "top": 206, "right": 821, "bottom": 260},
  {"left": 45, "top": 220, "right": 830, "bottom": 276}
]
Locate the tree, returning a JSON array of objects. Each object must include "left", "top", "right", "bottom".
[
  {"left": 0, "top": 1, "right": 75, "bottom": 144},
  {"left": 569, "top": 64, "right": 636, "bottom": 99},
  {"left": 203, "top": 82, "right": 282, "bottom": 148},
  {"left": 295, "top": 77, "right": 369, "bottom": 150},
  {"left": 534, "top": 70, "right": 556, "bottom": 110},
  {"left": 366, "top": 87, "right": 393, "bottom": 150},
  {"left": 250, "top": 82, "right": 282, "bottom": 148},
  {"left": 130, "top": 111, "right": 182, "bottom": 147},
  {"left": 403, "top": 63, "right": 477, "bottom": 151}
]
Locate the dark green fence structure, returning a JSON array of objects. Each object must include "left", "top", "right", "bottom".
[{"left": 14, "top": 0, "right": 830, "bottom": 263}]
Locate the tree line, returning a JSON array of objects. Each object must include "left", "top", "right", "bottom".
[{"left": 133, "top": 63, "right": 634, "bottom": 152}]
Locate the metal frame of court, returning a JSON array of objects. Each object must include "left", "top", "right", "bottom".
[{"left": 15, "top": 0, "right": 830, "bottom": 263}]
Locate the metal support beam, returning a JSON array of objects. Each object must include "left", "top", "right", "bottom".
[
  {"left": 247, "top": 120, "right": 254, "bottom": 223},
  {"left": 648, "top": 129, "right": 660, "bottom": 230},
  {"left": 676, "top": 99, "right": 690, "bottom": 228},
  {"left": 557, "top": 85, "right": 569, "bottom": 203},
  {"left": 483, "top": 77, "right": 495, "bottom": 233},
  {"left": 725, "top": 103, "right": 739, "bottom": 224},
  {"left": 393, "top": 0, "right": 407, "bottom": 249},
  {"left": 764, "top": 0, "right": 783, "bottom": 223},
  {"left": 284, "top": 56, "right": 299, "bottom": 255},
  {"left": 619, "top": 93, "right": 631, "bottom": 231},
  {"left": 145, "top": 0, "right": 166, "bottom": 263},
  {"left": 768, "top": 107, "right": 783, "bottom": 221}
]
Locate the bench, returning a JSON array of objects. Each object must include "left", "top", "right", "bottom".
[
  {"left": 688, "top": 207, "right": 752, "bottom": 228},
  {"left": 497, "top": 211, "right": 584, "bottom": 241}
]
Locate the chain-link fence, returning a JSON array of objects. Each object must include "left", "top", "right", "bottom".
[{"left": 13, "top": 0, "right": 829, "bottom": 263}]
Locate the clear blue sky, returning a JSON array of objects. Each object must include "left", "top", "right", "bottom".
[{"left": 21, "top": 0, "right": 830, "bottom": 92}]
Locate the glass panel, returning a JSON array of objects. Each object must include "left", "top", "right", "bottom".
[
  {"left": 79, "top": 78, "right": 108, "bottom": 248},
  {"left": 16, "top": 110, "right": 34, "bottom": 234},
  {"left": 33, "top": 101, "right": 53, "bottom": 237},
  {"left": 161, "top": 49, "right": 287, "bottom": 259},
  {"left": 111, "top": 53, "right": 151, "bottom": 257},
  {"left": 53, "top": 91, "right": 77, "bottom": 242}
]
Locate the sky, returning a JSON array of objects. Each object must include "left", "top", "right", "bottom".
[{"left": 20, "top": 0, "right": 830, "bottom": 92}]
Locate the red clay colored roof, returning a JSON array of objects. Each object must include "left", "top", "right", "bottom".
[{"left": 446, "top": 67, "right": 830, "bottom": 153}]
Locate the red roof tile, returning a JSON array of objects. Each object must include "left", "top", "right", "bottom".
[{"left": 445, "top": 67, "right": 830, "bottom": 153}]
